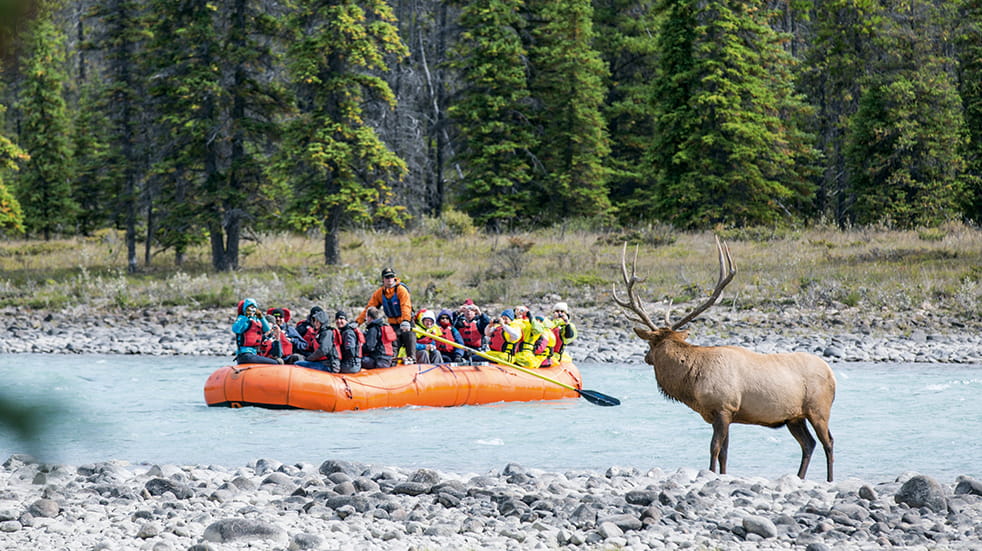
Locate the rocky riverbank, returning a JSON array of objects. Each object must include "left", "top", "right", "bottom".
[
  {"left": 1, "top": 303, "right": 980, "bottom": 364},
  {"left": 2, "top": 454, "right": 981, "bottom": 551}
]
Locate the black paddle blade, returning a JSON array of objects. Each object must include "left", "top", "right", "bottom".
[{"left": 578, "top": 389, "right": 620, "bottom": 407}]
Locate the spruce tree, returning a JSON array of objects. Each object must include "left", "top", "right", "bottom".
[
  {"left": 142, "top": 0, "right": 219, "bottom": 264},
  {"left": 273, "top": 0, "right": 407, "bottom": 265},
  {"left": 273, "top": 0, "right": 409, "bottom": 265},
  {"left": 87, "top": 0, "right": 147, "bottom": 271},
  {"left": 956, "top": 0, "right": 982, "bottom": 223},
  {"left": 448, "top": 0, "right": 538, "bottom": 229},
  {"left": 592, "top": 0, "right": 662, "bottom": 222},
  {"left": 797, "top": 0, "right": 883, "bottom": 225},
  {"left": 71, "top": 81, "right": 113, "bottom": 236},
  {"left": 650, "top": 0, "right": 818, "bottom": 228},
  {"left": 527, "top": 0, "right": 612, "bottom": 223},
  {"left": 205, "top": 0, "right": 289, "bottom": 271},
  {"left": 16, "top": 9, "right": 77, "bottom": 239},
  {"left": 845, "top": 0, "right": 968, "bottom": 227}
]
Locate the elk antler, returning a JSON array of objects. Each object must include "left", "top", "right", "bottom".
[
  {"left": 669, "top": 235, "right": 736, "bottom": 330},
  {"left": 612, "top": 243, "right": 661, "bottom": 332}
]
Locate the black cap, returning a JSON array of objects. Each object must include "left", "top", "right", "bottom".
[
  {"left": 270, "top": 308, "right": 285, "bottom": 318},
  {"left": 381, "top": 267, "right": 396, "bottom": 279},
  {"left": 335, "top": 311, "right": 348, "bottom": 320}
]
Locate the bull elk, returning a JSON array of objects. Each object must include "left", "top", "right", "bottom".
[{"left": 613, "top": 236, "right": 836, "bottom": 481}]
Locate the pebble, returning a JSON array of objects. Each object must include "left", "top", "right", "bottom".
[{"left": 1, "top": 455, "right": 980, "bottom": 550}]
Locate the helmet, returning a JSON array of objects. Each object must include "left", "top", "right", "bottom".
[{"left": 553, "top": 302, "right": 569, "bottom": 313}]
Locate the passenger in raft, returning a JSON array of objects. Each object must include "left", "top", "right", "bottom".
[
  {"left": 334, "top": 311, "right": 363, "bottom": 374},
  {"left": 293, "top": 306, "right": 324, "bottom": 360},
  {"left": 484, "top": 309, "right": 522, "bottom": 363},
  {"left": 232, "top": 298, "right": 280, "bottom": 364},
  {"left": 549, "top": 301, "right": 577, "bottom": 364},
  {"left": 414, "top": 309, "right": 443, "bottom": 364},
  {"left": 361, "top": 306, "right": 398, "bottom": 369},
  {"left": 435, "top": 309, "right": 466, "bottom": 363},
  {"left": 454, "top": 301, "right": 490, "bottom": 356},
  {"left": 260, "top": 308, "right": 299, "bottom": 362},
  {"left": 511, "top": 306, "right": 552, "bottom": 368},
  {"left": 294, "top": 309, "right": 340, "bottom": 372},
  {"left": 355, "top": 267, "right": 417, "bottom": 364}
]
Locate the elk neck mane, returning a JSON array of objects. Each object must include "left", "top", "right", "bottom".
[{"left": 644, "top": 327, "right": 705, "bottom": 405}]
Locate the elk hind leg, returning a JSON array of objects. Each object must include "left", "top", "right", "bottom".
[
  {"left": 710, "top": 412, "right": 731, "bottom": 474},
  {"left": 808, "top": 416, "right": 835, "bottom": 482},
  {"left": 786, "top": 419, "right": 816, "bottom": 479}
]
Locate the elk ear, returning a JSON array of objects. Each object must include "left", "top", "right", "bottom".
[{"left": 633, "top": 327, "right": 654, "bottom": 340}]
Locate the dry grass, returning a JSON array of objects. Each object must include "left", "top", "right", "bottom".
[{"left": 0, "top": 223, "right": 979, "bottom": 320}]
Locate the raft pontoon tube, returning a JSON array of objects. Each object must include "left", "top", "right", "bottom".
[{"left": 203, "top": 361, "right": 582, "bottom": 412}]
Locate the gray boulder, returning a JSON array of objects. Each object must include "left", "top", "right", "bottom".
[
  {"left": 954, "top": 477, "right": 982, "bottom": 497},
  {"left": 743, "top": 515, "right": 778, "bottom": 538},
  {"left": 895, "top": 475, "right": 948, "bottom": 513},
  {"left": 27, "top": 499, "right": 59, "bottom": 518},
  {"left": 145, "top": 477, "right": 194, "bottom": 499},
  {"left": 202, "top": 518, "right": 288, "bottom": 544}
]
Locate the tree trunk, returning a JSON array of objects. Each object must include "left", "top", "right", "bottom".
[{"left": 323, "top": 206, "right": 342, "bottom": 265}]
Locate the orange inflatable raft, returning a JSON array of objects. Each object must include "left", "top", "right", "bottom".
[{"left": 203, "top": 361, "right": 582, "bottom": 412}]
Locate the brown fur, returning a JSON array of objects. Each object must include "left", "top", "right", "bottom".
[{"left": 634, "top": 326, "right": 836, "bottom": 481}]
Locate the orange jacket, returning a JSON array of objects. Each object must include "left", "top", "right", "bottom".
[{"left": 356, "top": 278, "right": 413, "bottom": 325}]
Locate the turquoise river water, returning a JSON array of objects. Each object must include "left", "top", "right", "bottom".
[{"left": 0, "top": 354, "right": 978, "bottom": 483}]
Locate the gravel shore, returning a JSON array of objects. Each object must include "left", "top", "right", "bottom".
[
  {"left": 1, "top": 303, "right": 979, "bottom": 364},
  {"left": 2, "top": 454, "right": 981, "bottom": 551},
  {"left": 2, "top": 305, "right": 980, "bottom": 550}
]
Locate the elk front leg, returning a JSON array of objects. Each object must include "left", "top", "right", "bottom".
[{"left": 710, "top": 412, "right": 731, "bottom": 474}]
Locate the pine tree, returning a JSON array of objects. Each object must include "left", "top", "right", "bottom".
[
  {"left": 71, "top": 81, "right": 113, "bottom": 236},
  {"left": 142, "top": 0, "right": 219, "bottom": 264},
  {"left": 845, "top": 0, "right": 968, "bottom": 227},
  {"left": 16, "top": 9, "right": 77, "bottom": 240},
  {"left": 797, "top": 0, "right": 883, "bottom": 225},
  {"left": 273, "top": 0, "right": 410, "bottom": 265},
  {"left": 592, "top": 0, "right": 662, "bottom": 222},
  {"left": 204, "top": 0, "right": 290, "bottom": 271},
  {"left": 448, "top": 0, "right": 538, "bottom": 229},
  {"left": 650, "top": 0, "right": 818, "bottom": 228},
  {"left": 956, "top": 0, "right": 982, "bottom": 223},
  {"left": 140, "top": 0, "right": 288, "bottom": 271},
  {"left": 527, "top": 0, "right": 613, "bottom": 223},
  {"left": 87, "top": 0, "right": 147, "bottom": 271}
]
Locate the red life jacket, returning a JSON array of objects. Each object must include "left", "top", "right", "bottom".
[
  {"left": 302, "top": 325, "right": 320, "bottom": 352},
  {"left": 237, "top": 319, "right": 264, "bottom": 348},
  {"left": 552, "top": 326, "right": 566, "bottom": 356},
  {"left": 416, "top": 327, "right": 436, "bottom": 345},
  {"left": 352, "top": 327, "right": 366, "bottom": 358},
  {"left": 374, "top": 324, "right": 396, "bottom": 356},
  {"left": 330, "top": 328, "right": 343, "bottom": 359},
  {"left": 488, "top": 326, "right": 519, "bottom": 355},
  {"left": 435, "top": 325, "right": 457, "bottom": 354},
  {"left": 457, "top": 320, "right": 482, "bottom": 348},
  {"left": 258, "top": 326, "right": 293, "bottom": 358}
]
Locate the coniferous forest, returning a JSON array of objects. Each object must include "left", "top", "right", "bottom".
[{"left": 1, "top": 0, "right": 980, "bottom": 270}]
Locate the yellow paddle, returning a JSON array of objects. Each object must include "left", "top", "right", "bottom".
[{"left": 413, "top": 327, "right": 620, "bottom": 407}]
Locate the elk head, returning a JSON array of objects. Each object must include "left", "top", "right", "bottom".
[{"left": 613, "top": 234, "right": 736, "bottom": 341}]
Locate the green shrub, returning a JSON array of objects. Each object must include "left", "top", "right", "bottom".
[
  {"left": 917, "top": 227, "right": 945, "bottom": 242},
  {"left": 562, "top": 274, "right": 607, "bottom": 287},
  {"left": 418, "top": 208, "right": 478, "bottom": 238},
  {"left": 715, "top": 225, "right": 796, "bottom": 242}
]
